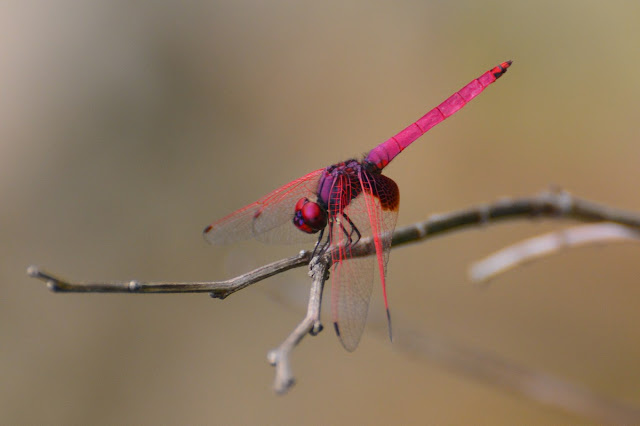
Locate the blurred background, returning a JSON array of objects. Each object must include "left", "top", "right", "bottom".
[{"left": 3, "top": 1, "right": 640, "bottom": 424}]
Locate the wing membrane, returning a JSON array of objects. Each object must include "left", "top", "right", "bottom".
[
  {"left": 203, "top": 169, "right": 324, "bottom": 245},
  {"left": 330, "top": 171, "right": 399, "bottom": 351}
]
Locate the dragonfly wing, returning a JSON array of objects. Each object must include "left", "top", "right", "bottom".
[
  {"left": 330, "top": 172, "right": 399, "bottom": 351},
  {"left": 359, "top": 172, "right": 400, "bottom": 283},
  {"left": 203, "top": 168, "right": 324, "bottom": 245},
  {"left": 358, "top": 172, "right": 400, "bottom": 342},
  {"left": 331, "top": 244, "right": 375, "bottom": 352}
]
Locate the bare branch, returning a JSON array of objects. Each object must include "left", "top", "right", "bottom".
[
  {"left": 25, "top": 188, "right": 640, "bottom": 410},
  {"left": 267, "top": 255, "right": 329, "bottom": 394},
  {"left": 26, "top": 189, "right": 640, "bottom": 296},
  {"left": 388, "top": 189, "right": 640, "bottom": 250},
  {"left": 267, "top": 284, "right": 640, "bottom": 423},
  {"left": 27, "top": 250, "right": 311, "bottom": 299},
  {"left": 470, "top": 223, "right": 640, "bottom": 283}
]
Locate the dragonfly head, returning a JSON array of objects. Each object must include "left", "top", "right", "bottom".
[{"left": 293, "top": 197, "right": 327, "bottom": 234}]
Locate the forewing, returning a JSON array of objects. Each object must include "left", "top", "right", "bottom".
[{"left": 203, "top": 168, "right": 324, "bottom": 245}]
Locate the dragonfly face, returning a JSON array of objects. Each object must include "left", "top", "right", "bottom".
[
  {"left": 293, "top": 159, "right": 365, "bottom": 235},
  {"left": 293, "top": 197, "right": 327, "bottom": 234}
]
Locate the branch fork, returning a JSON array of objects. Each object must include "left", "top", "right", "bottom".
[{"left": 267, "top": 254, "right": 329, "bottom": 393}]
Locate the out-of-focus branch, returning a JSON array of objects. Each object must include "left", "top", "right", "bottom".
[
  {"left": 375, "top": 322, "right": 640, "bottom": 424},
  {"left": 470, "top": 222, "right": 640, "bottom": 282},
  {"left": 268, "top": 283, "right": 640, "bottom": 423}
]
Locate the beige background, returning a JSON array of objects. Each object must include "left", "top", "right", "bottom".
[{"left": 3, "top": 1, "right": 640, "bottom": 424}]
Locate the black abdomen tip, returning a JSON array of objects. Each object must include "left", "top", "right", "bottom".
[{"left": 492, "top": 60, "right": 513, "bottom": 79}]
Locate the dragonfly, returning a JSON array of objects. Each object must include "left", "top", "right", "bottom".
[{"left": 204, "top": 61, "right": 512, "bottom": 351}]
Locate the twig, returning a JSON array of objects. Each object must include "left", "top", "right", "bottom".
[
  {"left": 470, "top": 222, "right": 640, "bottom": 283},
  {"left": 266, "top": 282, "right": 640, "bottom": 423},
  {"left": 27, "top": 189, "right": 640, "bottom": 296},
  {"left": 388, "top": 188, "right": 640, "bottom": 249},
  {"left": 267, "top": 255, "right": 328, "bottom": 394},
  {"left": 27, "top": 250, "right": 311, "bottom": 299},
  {"left": 26, "top": 189, "right": 640, "bottom": 399}
]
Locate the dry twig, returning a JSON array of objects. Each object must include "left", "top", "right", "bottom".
[{"left": 27, "top": 189, "right": 640, "bottom": 419}]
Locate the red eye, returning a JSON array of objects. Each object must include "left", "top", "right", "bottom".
[
  {"left": 294, "top": 198, "right": 307, "bottom": 212},
  {"left": 293, "top": 198, "right": 327, "bottom": 234},
  {"left": 301, "top": 202, "right": 326, "bottom": 230}
]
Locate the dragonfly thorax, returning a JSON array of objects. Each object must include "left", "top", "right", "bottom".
[
  {"left": 317, "top": 159, "right": 365, "bottom": 214},
  {"left": 293, "top": 197, "right": 327, "bottom": 234}
]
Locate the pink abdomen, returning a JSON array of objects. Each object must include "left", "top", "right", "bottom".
[{"left": 365, "top": 61, "right": 511, "bottom": 170}]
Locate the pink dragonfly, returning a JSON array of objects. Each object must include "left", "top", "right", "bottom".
[{"left": 204, "top": 61, "right": 512, "bottom": 351}]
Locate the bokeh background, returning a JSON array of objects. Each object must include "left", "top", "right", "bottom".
[{"left": 3, "top": 1, "right": 640, "bottom": 424}]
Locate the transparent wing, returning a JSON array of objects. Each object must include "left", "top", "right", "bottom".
[
  {"left": 331, "top": 243, "right": 375, "bottom": 352},
  {"left": 330, "top": 171, "right": 400, "bottom": 351},
  {"left": 203, "top": 168, "right": 324, "bottom": 245},
  {"left": 359, "top": 172, "right": 399, "bottom": 342}
]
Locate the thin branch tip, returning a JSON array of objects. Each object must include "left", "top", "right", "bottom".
[
  {"left": 266, "top": 350, "right": 277, "bottom": 366},
  {"left": 27, "top": 266, "right": 63, "bottom": 291},
  {"left": 310, "top": 322, "right": 323, "bottom": 335},
  {"left": 26, "top": 264, "right": 40, "bottom": 277},
  {"left": 275, "top": 377, "right": 295, "bottom": 395}
]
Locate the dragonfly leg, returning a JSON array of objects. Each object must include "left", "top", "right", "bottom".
[
  {"left": 341, "top": 212, "right": 362, "bottom": 246},
  {"left": 311, "top": 229, "right": 326, "bottom": 258},
  {"left": 338, "top": 221, "right": 353, "bottom": 246},
  {"left": 312, "top": 227, "right": 331, "bottom": 258}
]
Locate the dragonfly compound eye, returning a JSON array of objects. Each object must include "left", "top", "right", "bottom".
[{"left": 293, "top": 198, "right": 327, "bottom": 233}]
